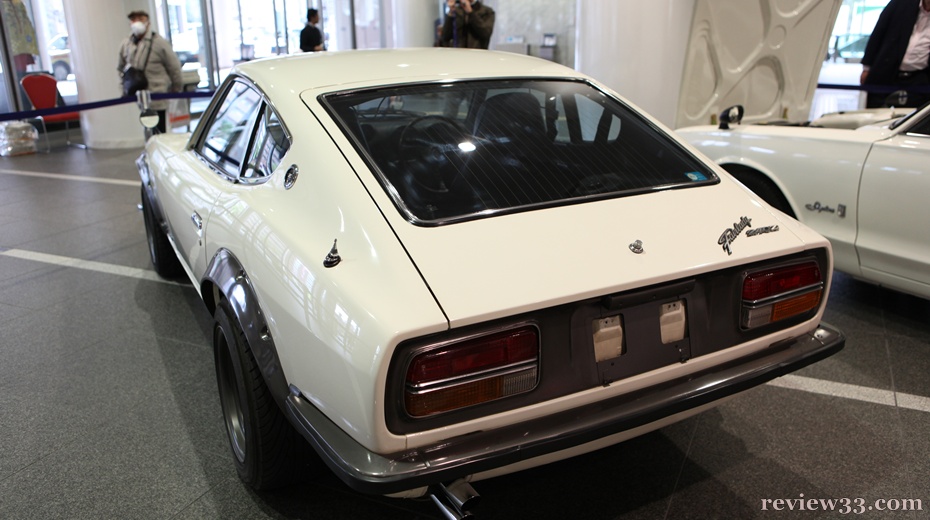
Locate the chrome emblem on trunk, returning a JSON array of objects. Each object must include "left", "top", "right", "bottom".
[
  {"left": 718, "top": 216, "right": 752, "bottom": 256},
  {"left": 747, "top": 225, "right": 779, "bottom": 237}
]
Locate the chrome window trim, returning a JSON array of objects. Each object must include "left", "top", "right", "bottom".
[
  {"left": 190, "top": 74, "right": 293, "bottom": 186},
  {"left": 405, "top": 360, "right": 539, "bottom": 393},
  {"left": 740, "top": 283, "right": 825, "bottom": 308}
]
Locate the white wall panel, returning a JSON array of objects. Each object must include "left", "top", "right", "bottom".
[{"left": 575, "top": 1, "right": 695, "bottom": 128}]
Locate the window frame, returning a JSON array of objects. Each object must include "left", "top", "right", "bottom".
[
  {"left": 190, "top": 75, "right": 292, "bottom": 184},
  {"left": 904, "top": 110, "right": 930, "bottom": 138}
]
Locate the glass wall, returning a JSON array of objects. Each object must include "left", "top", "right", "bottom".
[
  {"left": 0, "top": 0, "right": 419, "bottom": 118},
  {"left": 352, "top": 0, "right": 382, "bottom": 49},
  {"left": 811, "top": 0, "right": 891, "bottom": 118},
  {"left": 320, "top": 0, "right": 351, "bottom": 51},
  {"left": 828, "top": 0, "right": 889, "bottom": 63},
  {"left": 161, "top": 0, "right": 318, "bottom": 90},
  {"left": 0, "top": 0, "right": 75, "bottom": 114}
]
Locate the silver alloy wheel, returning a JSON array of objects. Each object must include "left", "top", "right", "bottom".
[{"left": 216, "top": 325, "right": 247, "bottom": 463}]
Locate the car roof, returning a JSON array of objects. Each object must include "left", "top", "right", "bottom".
[{"left": 231, "top": 48, "right": 585, "bottom": 95}]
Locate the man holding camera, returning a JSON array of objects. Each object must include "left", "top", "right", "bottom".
[{"left": 441, "top": 0, "right": 495, "bottom": 49}]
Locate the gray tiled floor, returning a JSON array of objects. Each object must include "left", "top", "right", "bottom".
[{"left": 1, "top": 147, "right": 928, "bottom": 519}]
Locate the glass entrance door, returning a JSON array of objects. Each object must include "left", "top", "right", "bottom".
[
  {"left": 238, "top": 1, "right": 278, "bottom": 60},
  {"left": 162, "top": 0, "right": 309, "bottom": 90},
  {"left": 276, "top": 0, "right": 308, "bottom": 55}
]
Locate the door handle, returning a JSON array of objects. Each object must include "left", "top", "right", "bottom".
[{"left": 191, "top": 212, "right": 203, "bottom": 236}]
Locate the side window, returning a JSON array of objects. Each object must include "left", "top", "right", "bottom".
[
  {"left": 575, "top": 94, "right": 621, "bottom": 143},
  {"left": 243, "top": 107, "right": 290, "bottom": 180},
  {"left": 199, "top": 80, "right": 263, "bottom": 177}
]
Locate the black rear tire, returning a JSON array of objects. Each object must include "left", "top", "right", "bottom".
[
  {"left": 213, "top": 300, "right": 300, "bottom": 490},
  {"left": 140, "top": 186, "right": 183, "bottom": 278}
]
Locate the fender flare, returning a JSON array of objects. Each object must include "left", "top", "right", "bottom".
[
  {"left": 137, "top": 153, "right": 169, "bottom": 231},
  {"left": 201, "top": 249, "right": 290, "bottom": 410}
]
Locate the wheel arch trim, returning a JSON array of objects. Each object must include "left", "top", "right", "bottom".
[
  {"left": 137, "top": 153, "right": 179, "bottom": 249},
  {"left": 202, "top": 248, "right": 290, "bottom": 411},
  {"left": 137, "top": 153, "right": 167, "bottom": 226}
]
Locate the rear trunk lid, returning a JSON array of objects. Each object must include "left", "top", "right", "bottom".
[{"left": 387, "top": 181, "right": 812, "bottom": 326}]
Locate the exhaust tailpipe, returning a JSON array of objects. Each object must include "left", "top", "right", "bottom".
[{"left": 429, "top": 479, "right": 480, "bottom": 519}]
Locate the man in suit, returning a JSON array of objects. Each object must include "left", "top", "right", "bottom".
[{"left": 860, "top": 0, "right": 930, "bottom": 108}]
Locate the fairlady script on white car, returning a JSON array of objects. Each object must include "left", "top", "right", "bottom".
[
  {"left": 136, "top": 48, "right": 844, "bottom": 518},
  {"left": 677, "top": 102, "right": 930, "bottom": 302}
]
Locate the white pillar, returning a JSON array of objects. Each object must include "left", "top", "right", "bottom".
[
  {"left": 575, "top": 1, "right": 694, "bottom": 129},
  {"left": 391, "top": 0, "right": 438, "bottom": 48},
  {"left": 63, "top": 0, "right": 153, "bottom": 148}
]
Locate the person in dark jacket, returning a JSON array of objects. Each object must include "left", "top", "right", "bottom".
[
  {"left": 300, "top": 9, "right": 324, "bottom": 52},
  {"left": 860, "top": 0, "right": 930, "bottom": 108},
  {"left": 440, "top": 0, "right": 495, "bottom": 49}
]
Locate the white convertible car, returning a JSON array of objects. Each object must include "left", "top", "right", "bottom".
[
  {"left": 137, "top": 48, "right": 843, "bottom": 517},
  {"left": 677, "top": 103, "right": 930, "bottom": 301}
]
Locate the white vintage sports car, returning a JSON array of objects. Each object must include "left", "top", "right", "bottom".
[
  {"left": 677, "top": 103, "right": 930, "bottom": 301},
  {"left": 136, "top": 48, "right": 843, "bottom": 517}
]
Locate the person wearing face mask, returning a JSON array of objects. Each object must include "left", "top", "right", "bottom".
[{"left": 117, "top": 10, "right": 183, "bottom": 134}]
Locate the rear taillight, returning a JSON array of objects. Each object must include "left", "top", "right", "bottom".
[
  {"left": 741, "top": 261, "right": 824, "bottom": 329},
  {"left": 405, "top": 326, "right": 539, "bottom": 417}
]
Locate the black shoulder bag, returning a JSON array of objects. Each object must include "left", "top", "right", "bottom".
[{"left": 122, "top": 37, "right": 153, "bottom": 97}]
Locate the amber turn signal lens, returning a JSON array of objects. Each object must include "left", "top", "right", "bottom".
[
  {"left": 741, "top": 261, "right": 823, "bottom": 329},
  {"left": 405, "top": 326, "right": 539, "bottom": 417},
  {"left": 405, "top": 367, "right": 537, "bottom": 417},
  {"left": 771, "top": 290, "right": 822, "bottom": 321}
]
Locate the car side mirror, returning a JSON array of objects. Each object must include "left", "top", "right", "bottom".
[
  {"left": 139, "top": 108, "right": 160, "bottom": 129},
  {"left": 136, "top": 89, "right": 159, "bottom": 130},
  {"left": 884, "top": 90, "right": 907, "bottom": 108},
  {"left": 718, "top": 105, "right": 744, "bottom": 130}
]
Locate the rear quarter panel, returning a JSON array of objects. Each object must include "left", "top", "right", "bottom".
[{"left": 199, "top": 109, "right": 449, "bottom": 455}]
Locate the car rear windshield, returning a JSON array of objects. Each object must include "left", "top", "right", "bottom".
[{"left": 323, "top": 79, "right": 717, "bottom": 224}]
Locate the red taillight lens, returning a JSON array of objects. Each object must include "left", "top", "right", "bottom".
[
  {"left": 741, "top": 261, "right": 824, "bottom": 329},
  {"left": 742, "top": 262, "right": 822, "bottom": 301},
  {"left": 405, "top": 326, "right": 539, "bottom": 417},
  {"left": 406, "top": 327, "right": 538, "bottom": 385}
]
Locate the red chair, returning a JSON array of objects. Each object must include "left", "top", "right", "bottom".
[{"left": 20, "top": 72, "right": 85, "bottom": 151}]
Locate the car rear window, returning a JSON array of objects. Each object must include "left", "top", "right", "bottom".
[{"left": 323, "top": 79, "right": 717, "bottom": 224}]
